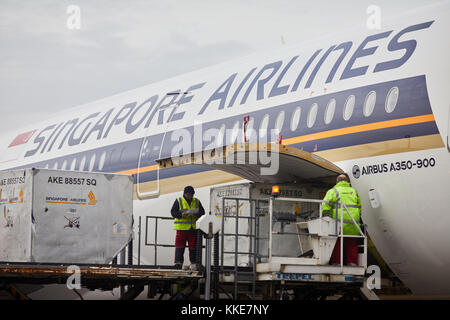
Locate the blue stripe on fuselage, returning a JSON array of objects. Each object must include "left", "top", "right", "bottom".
[{"left": 9, "top": 75, "right": 438, "bottom": 184}]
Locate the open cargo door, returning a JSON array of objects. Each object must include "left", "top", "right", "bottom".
[{"left": 156, "top": 142, "right": 343, "bottom": 184}]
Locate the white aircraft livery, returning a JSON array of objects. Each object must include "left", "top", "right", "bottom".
[{"left": 0, "top": 2, "right": 449, "bottom": 295}]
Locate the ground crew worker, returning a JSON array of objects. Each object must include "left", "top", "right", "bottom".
[
  {"left": 171, "top": 186, "right": 205, "bottom": 270},
  {"left": 322, "top": 174, "right": 362, "bottom": 266}
]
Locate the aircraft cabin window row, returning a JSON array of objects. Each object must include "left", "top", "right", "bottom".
[{"left": 254, "top": 86, "right": 400, "bottom": 139}]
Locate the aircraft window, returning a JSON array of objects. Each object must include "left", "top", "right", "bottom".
[
  {"left": 385, "top": 87, "right": 399, "bottom": 113},
  {"left": 274, "top": 111, "right": 285, "bottom": 135},
  {"left": 119, "top": 147, "right": 128, "bottom": 164},
  {"left": 247, "top": 117, "right": 254, "bottom": 128},
  {"left": 307, "top": 103, "right": 318, "bottom": 128},
  {"left": 364, "top": 91, "right": 377, "bottom": 117},
  {"left": 142, "top": 138, "right": 150, "bottom": 152},
  {"left": 290, "top": 107, "right": 301, "bottom": 131},
  {"left": 217, "top": 124, "right": 226, "bottom": 147},
  {"left": 324, "top": 99, "right": 336, "bottom": 125},
  {"left": 80, "top": 156, "right": 86, "bottom": 171},
  {"left": 231, "top": 120, "right": 240, "bottom": 143},
  {"left": 70, "top": 158, "right": 77, "bottom": 171},
  {"left": 343, "top": 95, "right": 355, "bottom": 121},
  {"left": 99, "top": 151, "right": 107, "bottom": 171},
  {"left": 89, "top": 154, "right": 96, "bottom": 172},
  {"left": 259, "top": 114, "right": 269, "bottom": 139},
  {"left": 61, "top": 160, "right": 67, "bottom": 170},
  {"left": 109, "top": 149, "right": 118, "bottom": 169},
  {"left": 120, "top": 146, "right": 133, "bottom": 166}
]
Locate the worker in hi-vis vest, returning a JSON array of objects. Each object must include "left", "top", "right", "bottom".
[
  {"left": 322, "top": 173, "right": 362, "bottom": 266},
  {"left": 170, "top": 186, "right": 205, "bottom": 270}
]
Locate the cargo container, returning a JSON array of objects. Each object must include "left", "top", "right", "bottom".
[{"left": 0, "top": 168, "right": 133, "bottom": 264}]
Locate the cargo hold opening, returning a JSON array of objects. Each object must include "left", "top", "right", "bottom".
[{"left": 156, "top": 142, "right": 344, "bottom": 186}]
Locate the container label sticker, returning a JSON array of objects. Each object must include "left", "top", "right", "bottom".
[{"left": 112, "top": 222, "right": 128, "bottom": 235}]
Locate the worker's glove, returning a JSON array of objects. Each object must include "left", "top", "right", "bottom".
[{"left": 322, "top": 211, "right": 332, "bottom": 218}]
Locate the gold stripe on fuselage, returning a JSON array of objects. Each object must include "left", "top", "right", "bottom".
[
  {"left": 283, "top": 114, "right": 435, "bottom": 145},
  {"left": 314, "top": 133, "right": 444, "bottom": 162},
  {"left": 132, "top": 169, "right": 241, "bottom": 200}
]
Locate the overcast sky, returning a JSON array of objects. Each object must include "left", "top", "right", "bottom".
[{"left": 0, "top": 0, "right": 443, "bottom": 134}]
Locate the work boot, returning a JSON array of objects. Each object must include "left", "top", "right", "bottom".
[{"left": 174, "top": 263, "right": 183, "bottom": 270}]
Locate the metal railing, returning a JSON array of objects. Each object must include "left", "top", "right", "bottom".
[
  {"left": 143, "top": 216, "right": 175, "bottom": 266},
  {"left": 336, "top": 201, "right": 367, "bottom": 271},
  {"left": 122, "top": 197, "right": 366, "bottom": 271},
  {"left": 134, "top": 215, "right": 205, "bottom": 267},
  {"left": 220, "top": 197, "right": 269, "bottom": 299},
  {"left": 111, "top": 215, "right": 177, "bottom": 267}
]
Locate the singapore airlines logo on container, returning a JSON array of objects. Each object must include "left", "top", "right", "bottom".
[{"left": 88, "top": 191, "right": 98, "bottom": 205}]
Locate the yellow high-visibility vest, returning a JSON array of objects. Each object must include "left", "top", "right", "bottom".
[
  {"left": 322, "top": 181, "right": 362, "bottom": 235},
  {"left": 173, "top": 197, "right": 199, "bottom": 230}
]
